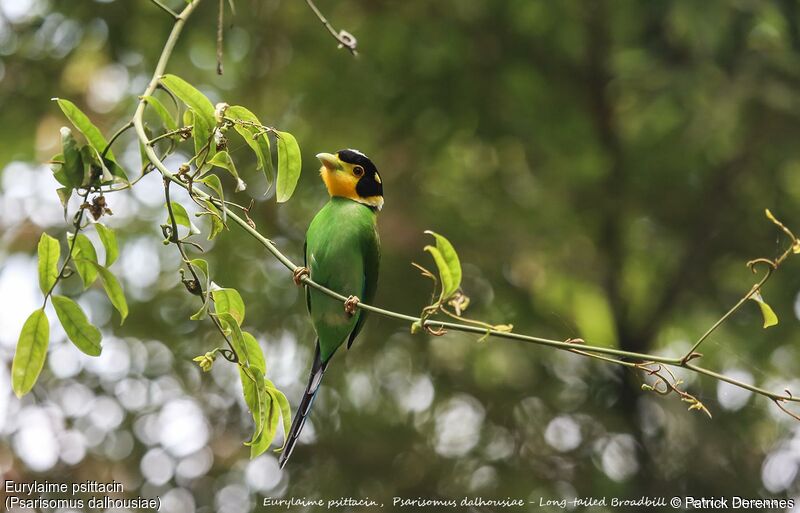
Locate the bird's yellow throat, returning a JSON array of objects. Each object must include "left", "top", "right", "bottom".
[{"left": 320, "top": 166, "right": 384, "bottom": 210}]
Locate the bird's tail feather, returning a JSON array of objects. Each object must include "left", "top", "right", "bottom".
[{"left": 279, "top": 341, "right": 328, "bottom": 469}]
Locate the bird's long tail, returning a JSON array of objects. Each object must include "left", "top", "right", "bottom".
[{"left": 279, "top": 341, "right": 328, "bottom": 469}]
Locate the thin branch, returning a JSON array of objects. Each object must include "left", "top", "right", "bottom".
[
  {"left": 305, "top": 0, "right": 358, "bottom": 56},
  {"left": 774, "top": 398, "right": 800, "bottom": 422},
  {"left": 222, "top": 116, "right": 275, "bottom": 137},
  {"left": 216, "top": 0, "right": 224, "bottom": 75},
  {"left": 102, "top": 121, "right": 134, "bottom": 159},
  {"left": 683, "top": 362, "right": 793, "bottom": 402},
  {"left": 147, "top": 125, "right": 192, "bottom": 145}
]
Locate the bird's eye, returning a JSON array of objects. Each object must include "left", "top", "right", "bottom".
[{"left": 353, "top": 166, "right": 364, "bottom": 177}]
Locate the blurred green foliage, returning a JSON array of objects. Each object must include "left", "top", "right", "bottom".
[{"left": 2, "top": 0, "right": 800, "bottom": 509}]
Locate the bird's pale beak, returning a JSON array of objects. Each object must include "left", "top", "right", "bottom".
[{"left": 316, "top": 152, "right": 342, "bottom": 171}]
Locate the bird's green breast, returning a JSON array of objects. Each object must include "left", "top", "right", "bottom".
[{"left": 306, "top": 197, "right": 379, "bottom": 361}]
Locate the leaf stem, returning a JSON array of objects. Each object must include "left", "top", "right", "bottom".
[
  {"left": 216, "top": 0, "right": 224, "bottom": 75},
  {"left": 102, "top": 121, "right": 134, "bottom": 159},
  {"left": 147, "top": 125, "right": 192, "bottom": 145},
  {"left": 149, "top": 0, "right": 179, "bottom": 19}
]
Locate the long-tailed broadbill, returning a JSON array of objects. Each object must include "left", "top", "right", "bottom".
[{"left": 279, "top": 149, "right": 383, "bottom": 468}]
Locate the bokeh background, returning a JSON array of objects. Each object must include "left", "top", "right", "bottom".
[{"left": 2, "top": 0, "right": 800, "bottom": 511}]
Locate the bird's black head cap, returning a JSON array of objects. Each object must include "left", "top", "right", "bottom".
[{"left": 337, "top": 149, "right": 383, "bottom": 199}]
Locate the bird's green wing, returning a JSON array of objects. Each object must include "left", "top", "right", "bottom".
[
  {"left": 303, "top": 240, "right": 311, "bottom": 314},
  {"left": 347, "top": 228, "right": 380, "bottom": 348},
  {"left": 305, "top": 198, "right": 377, "bottom": 361}
]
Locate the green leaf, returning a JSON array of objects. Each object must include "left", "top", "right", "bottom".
[
  {"left": 218, "top": 312, "right": 254, "bottom": 369},
  {"left": 189, "top": 258, "right": 212, "bottom": 320},
  {"left": 55, "top": 186, "right": 71, "bottom": 206},
  {"left": 750, "top": 291, "right": 779, "bottom": 328},
  {"left": 219, "top": 312, "right": 245, "bottom": 354},
  {"left": 212, "top": 287, "right": 245, "bottom": 326},
  {"left": 199, "top": 174, "right": 225, "bottom": 201},
  {"left": 52, "top": 295, "right": 101, "bottom": 356},
  {"left": 424, "top": 230, "right": 462, "bottom": 302},
  {"left": 50, "top": 153, "right": 71, "bottom": 188},
  {"left": 69, "top": 233, "right": 98, "bottom": 288},
  {"left": 12, "top": 309, "right": 50, "bottom": 398},
  {"left": 243, "top": 366, "right": 280, "bottom": 458},
  {"left": 166, "top": 202, "right": 201, "bottom": 235},
  {"left": 53, "top": 98, "right": 116, "bottom": 161},
  {"left": 80, "top": 145, "right": 115, "bottom": 185},
  {"left": 190, "top": 302, "right": 210, "bottom": 321},
  {"left": 200, "top": 174, "right": 226, "bottom": 222},
  {"left": 226, "top": 105, "right": 273, "bottom": 184},
  {"left": 142, "top": 95, "right": 178, "bottom": 132},
  {"left": 56, "top": 188, "right": 72, "bottom": 219},
  {"left": 94, "top": 223, "right": 119, "bottom": 267},
  {"left": 266, "top": 379, "right": 292, "bottom": 451},
  {"left": 251, "top": 387, "right": 279, "bottom": 458},
  {"left": 204, "top": 200, "right": 225, "bottom": 240},
  {"left": 60, "top": 127, "right": 84, "bottom": 187},
  {"left": 190, "top": 257, "right": 210, "bottom": 278},
  {"left": 104, "top": 158, "right": 129, "bottom": 182},
  {"left": 160, "top": 75, "right": 215, "bottom": 128},
  {"left": 85, "top": 261, "right": 128, "bottom": 324},
  {"left": 191, "top": 109, "right": 215, "bottom": 169},
  {"left": 240, "top": 365, "right": 267, "bottom": 451},
  {"left": 208, "top": 151, "right": 246, "bottom": 192},
  {"left": 275, "top": 130, "right": 301, "bottom": 202},
  {"left": 78, "top": 146, "right": 96, "bottom": 184},
  {"left": 85, "top": 145, "right": 129, "bottom": 185},
  {"left": 242, "top": 331, "right": 266, "bottom": 374},
  {"left": 425, "top": 247, "right": 451, "bottom": 300},
  {"left": 38, "top": 233, "right": 60, "bottom": 295}
]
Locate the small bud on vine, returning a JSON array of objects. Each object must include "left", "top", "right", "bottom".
[
  {"left": 193, "top": 351, "right": 216, "bottom": 372},
  {"left": 214, "top": 102, "right": 229, "bottom": 124}
]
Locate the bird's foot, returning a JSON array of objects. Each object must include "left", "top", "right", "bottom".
[
  {"left": 344, "top": 295, "right": 360, "bottom": 317},
  {"left": 292, "top": 266, "right": 309, "bottom": 286}
]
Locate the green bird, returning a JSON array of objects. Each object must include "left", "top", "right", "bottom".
[{"left": 279, "top": 149, "right": 383, "bottom": 468}]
